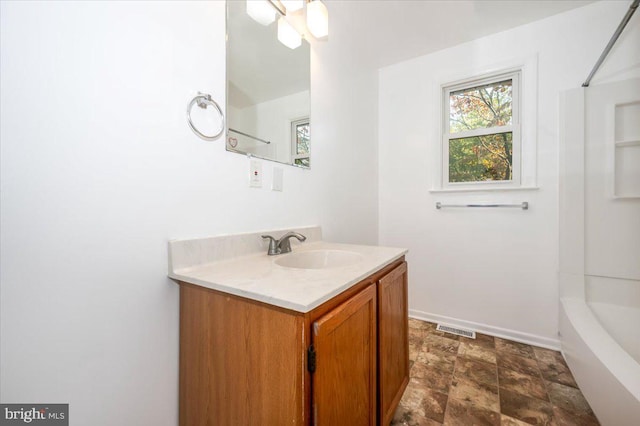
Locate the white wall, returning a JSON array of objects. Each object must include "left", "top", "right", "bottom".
[
  {"left": 378, "top": 1, "right": 640, "bottom": 347},
  {"left": 0, "top": 1, "right": 378, "bottom": 424}
]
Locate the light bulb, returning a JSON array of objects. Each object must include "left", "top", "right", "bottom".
[
  {"left": 246, "top": 0, "right": 276, "bottom": 26},
  {"left": 277, "top": 17, "right": 302, "bottom": 49},
  {"left": 306, "top": 0, "right": 328, "bottom": 38}
]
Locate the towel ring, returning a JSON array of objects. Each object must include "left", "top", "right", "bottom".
[{"left": 186, "top": 92, "right": 225, "bottom": 141}]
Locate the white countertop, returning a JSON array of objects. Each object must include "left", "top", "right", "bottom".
[{"left": 169, "top": 240, "right": 407, "bottom": 313}]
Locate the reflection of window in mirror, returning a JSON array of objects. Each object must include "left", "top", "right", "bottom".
[{"left": 291, "top": 118, "right": 310, "bottom": 168}]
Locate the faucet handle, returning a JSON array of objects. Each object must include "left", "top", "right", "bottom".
[
  {"left": 261, "top": 235, "right": 280, "bottom": 255},
  {"left": 276, "top": 232, "right": 307, "bottom": 254}
]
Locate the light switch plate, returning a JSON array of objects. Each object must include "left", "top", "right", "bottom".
[
  {"left": 250, "top": 160, "right": 262, "bottom": 188},
  {"left": 272, "top": 167, "right": 283, "bottom": 191}
]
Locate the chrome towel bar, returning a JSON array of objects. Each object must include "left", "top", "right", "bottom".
[
  {"left": 436, "top": 202, "right": 529, "bottom": 210},
  {"left": 187, "top": 92, "right": 225, "bottom": 141}
]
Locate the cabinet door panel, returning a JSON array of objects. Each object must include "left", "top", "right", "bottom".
[
  {"left": 179, "top": 285, "right": 304, "bottom": 426},
  {"left": 312, "top": 284, "right": 377, "bottom": 426},
  {"left": 378, "top": 262, "right": 409, "bottom": 425}
]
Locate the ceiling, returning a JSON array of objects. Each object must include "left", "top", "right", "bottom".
[{"left": 327, "top": 0, "right": 597, "bottom": 68}]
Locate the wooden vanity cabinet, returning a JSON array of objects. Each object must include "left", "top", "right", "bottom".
[
  {"left": 377, "top": 261, "right": 409, "bottom": 425},
  {"left": 312, "top": 283, "right": 378, "bottom": 426},
  {"left": 178, "top": 257, "right": 408, "bottom": 426}
]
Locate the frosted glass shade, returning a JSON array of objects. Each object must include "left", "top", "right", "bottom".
[
  {"left": 246, "top": 0, "right": 276, "bottom": 26},
  {"left": 306, "top": 0, "right": 328, "bottom": 38},
  {"left": 281, "top": 0, "right": 304, "bottom": 12},
  {"left": 277, "top": 17, "right": 302, "bottom": 49}
]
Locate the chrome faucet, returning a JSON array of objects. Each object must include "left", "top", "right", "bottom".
[{"left": 261, "top": 232, "right": 307, "bottom": 255}]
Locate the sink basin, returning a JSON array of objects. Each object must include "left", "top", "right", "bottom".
[{"left": 275, "top": 250, "right": 364, "bottom": 270}]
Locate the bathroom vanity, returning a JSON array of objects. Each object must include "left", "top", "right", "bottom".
[{"left": 168, "top": 227, "right": 409, "bottom": 425}]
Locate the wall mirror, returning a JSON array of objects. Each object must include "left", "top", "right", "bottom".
[{"left": 226, "top": 1, "right": 311, "bottom": 168}]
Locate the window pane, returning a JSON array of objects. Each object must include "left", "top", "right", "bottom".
[
  {"left": 449, "top": 132, "right": 513, "bottom": 182},
  {"left": 449, "top": 79, "right": 512, "bottom": 133},
  {"left": 296, "top": 123, "right": 310, "bottom": 155},
  {"left": 294, "top": 157, "right": 310, "bottom": 167}
]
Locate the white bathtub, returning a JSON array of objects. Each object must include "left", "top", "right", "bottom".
[{"left": 560, "top": 295, "right": 640, "bottom": 426}]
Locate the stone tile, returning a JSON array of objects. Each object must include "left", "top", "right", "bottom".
[
  {"left": 501, "top": 414, "right": 533, "bottom": 426},
  {"left": 409, "top": 347, "right": 419, "bottom": 363},
  {"left": 417, "top": 387, "right": 449, "bottom": 424},
  {"left": 425, "top": 324, "right": 462, "bottom": 341},
  {"left": 409, "top": 328, "right": 427, "bottom": 340},
  {"left": 443, "top": 398, "right": 500, "bottom": 426},
  {"left": 498, "top": 367, "right": 549, "bottom": 402},
  {"left": 458, "top": 341, "right": 497, "bottom": 364},
  {"left": 551, "top": 406, "right": 600, "bottom": 426},
  {"left": 396, "top": 377, "right": 449, "bottom": 424},
  {"left": 391, "top": 404, "right": 443, "bottom": 426},
  {"left": 496, "top": 337, "right": 535, "bottom": 359},
  {"left": 398, "top": 377, "right": 428, "bottom": 408},
  {"left": 546, "top": 381, "right": 594, "bottom": 417},
  {"left": 538, "top": 363, "right": 578, "bottom": 389},
  {"left": 449, "top": 375, "right": 499, "bottom": 412},
  {"left": 472, "top": 332, "right": 496, "bottom": 349},
  {"left": 427, "top": 324, "right": 459, "bottom": 340},
  {"left": 411, "top": 360, "right": 453, "bottom": 394},
  {"left": 409, "top": 341, "right": 422, "bottom": 363},
  {"left": 534, "top": 350, "right": 578, "bottom": 389},
  {"left": 500, "top": 388, "right": 554, "bottom": 425},
  {"left": 416, "top": 345, "right": 457, "bottom": 373},
  {"left": 424, "top": 333, "right": 460, "bottom": 355},
  {"left": 497, "top": 352, "right": 541, "bottom": 378},
  {"left": 532, "top": 346, "right": 564, "bottom": 365},
  {"left": 397, "top": 333, "right": 597, "bottom": 426},
  {"left": 409, "top": 318, "right": 433, "bottom": 332},
  {"left": 439, "top": 332, "right": 461, "bottom": 341},
  {"left": 409, "top": 328, "right": 426, "bottom": 362},
  {"left": 453, "top": 357, "right": 497, "bottom": 387},
  {"left": 409, "top": 327, "right": 426, "bottom": 346}
]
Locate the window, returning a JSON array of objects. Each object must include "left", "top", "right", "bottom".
[
  {"left": 443, "top": 71, "right": 520, "bottom": 188},
  {"left": 291, "top": 118, "right": 310, "bottom": 168}
]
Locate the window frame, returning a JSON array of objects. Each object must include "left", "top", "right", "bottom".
[
  {"left": 442, "top": 70, "right": 521, "bottom": 189},
  {"left": 291, "top": 117, "right": 310, "bottom": 168}
]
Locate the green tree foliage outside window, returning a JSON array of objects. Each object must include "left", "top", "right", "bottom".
[
  {"left": 448, "top": 79, "right": 513, "bottom": 183},
  {"left": 294, "top": 122, "right": 310, "bottom": 168}
]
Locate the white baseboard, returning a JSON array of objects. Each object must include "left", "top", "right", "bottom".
[{"left": 409, "top": 309, "right": 561, "bottom": 351}]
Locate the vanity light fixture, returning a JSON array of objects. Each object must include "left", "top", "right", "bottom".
[
  {"left": 306, "top": 0, "right": 328, "bottom": 38},
  {"left": 246, "top": 0, "right": 328, "bottom": 49},
  {"left": 278, "top": 16, "right": 302, "bottom": 49},
  {"left": 246, "top": 0, "right": 276, "bottom": 26},
  {"left": 281, "top": 0, "right": 304, "bottom": 12}
]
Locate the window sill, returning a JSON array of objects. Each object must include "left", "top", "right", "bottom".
[{"left": 429, "top": 186, "right": 539, "bottom": 194}]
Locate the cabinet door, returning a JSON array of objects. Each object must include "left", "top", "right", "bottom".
[
  {"left": 179, "top": 285, "right": 304, "bottom": 426},
  {"left": 378, "top": 262, "right": 409, "bottom": 425},
  {"left": 312, "top": 284, "right": 377, "bottom": 426}
]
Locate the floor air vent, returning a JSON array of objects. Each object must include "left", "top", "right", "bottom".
[{"left": 436, "top": 324, "right": 476, "bottom": 339}]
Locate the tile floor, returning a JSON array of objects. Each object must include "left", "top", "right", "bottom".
[{"left": 391, "top": 319, "right": 600, "bottom": 426}]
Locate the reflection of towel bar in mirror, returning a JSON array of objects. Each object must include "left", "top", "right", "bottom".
[{"left": 228, "top": 128, "right": 271, "bottom": 145}]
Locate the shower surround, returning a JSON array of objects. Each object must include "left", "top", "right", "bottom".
[{"left": 559, "top": 79, "right": 640, "bottom": 426}]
